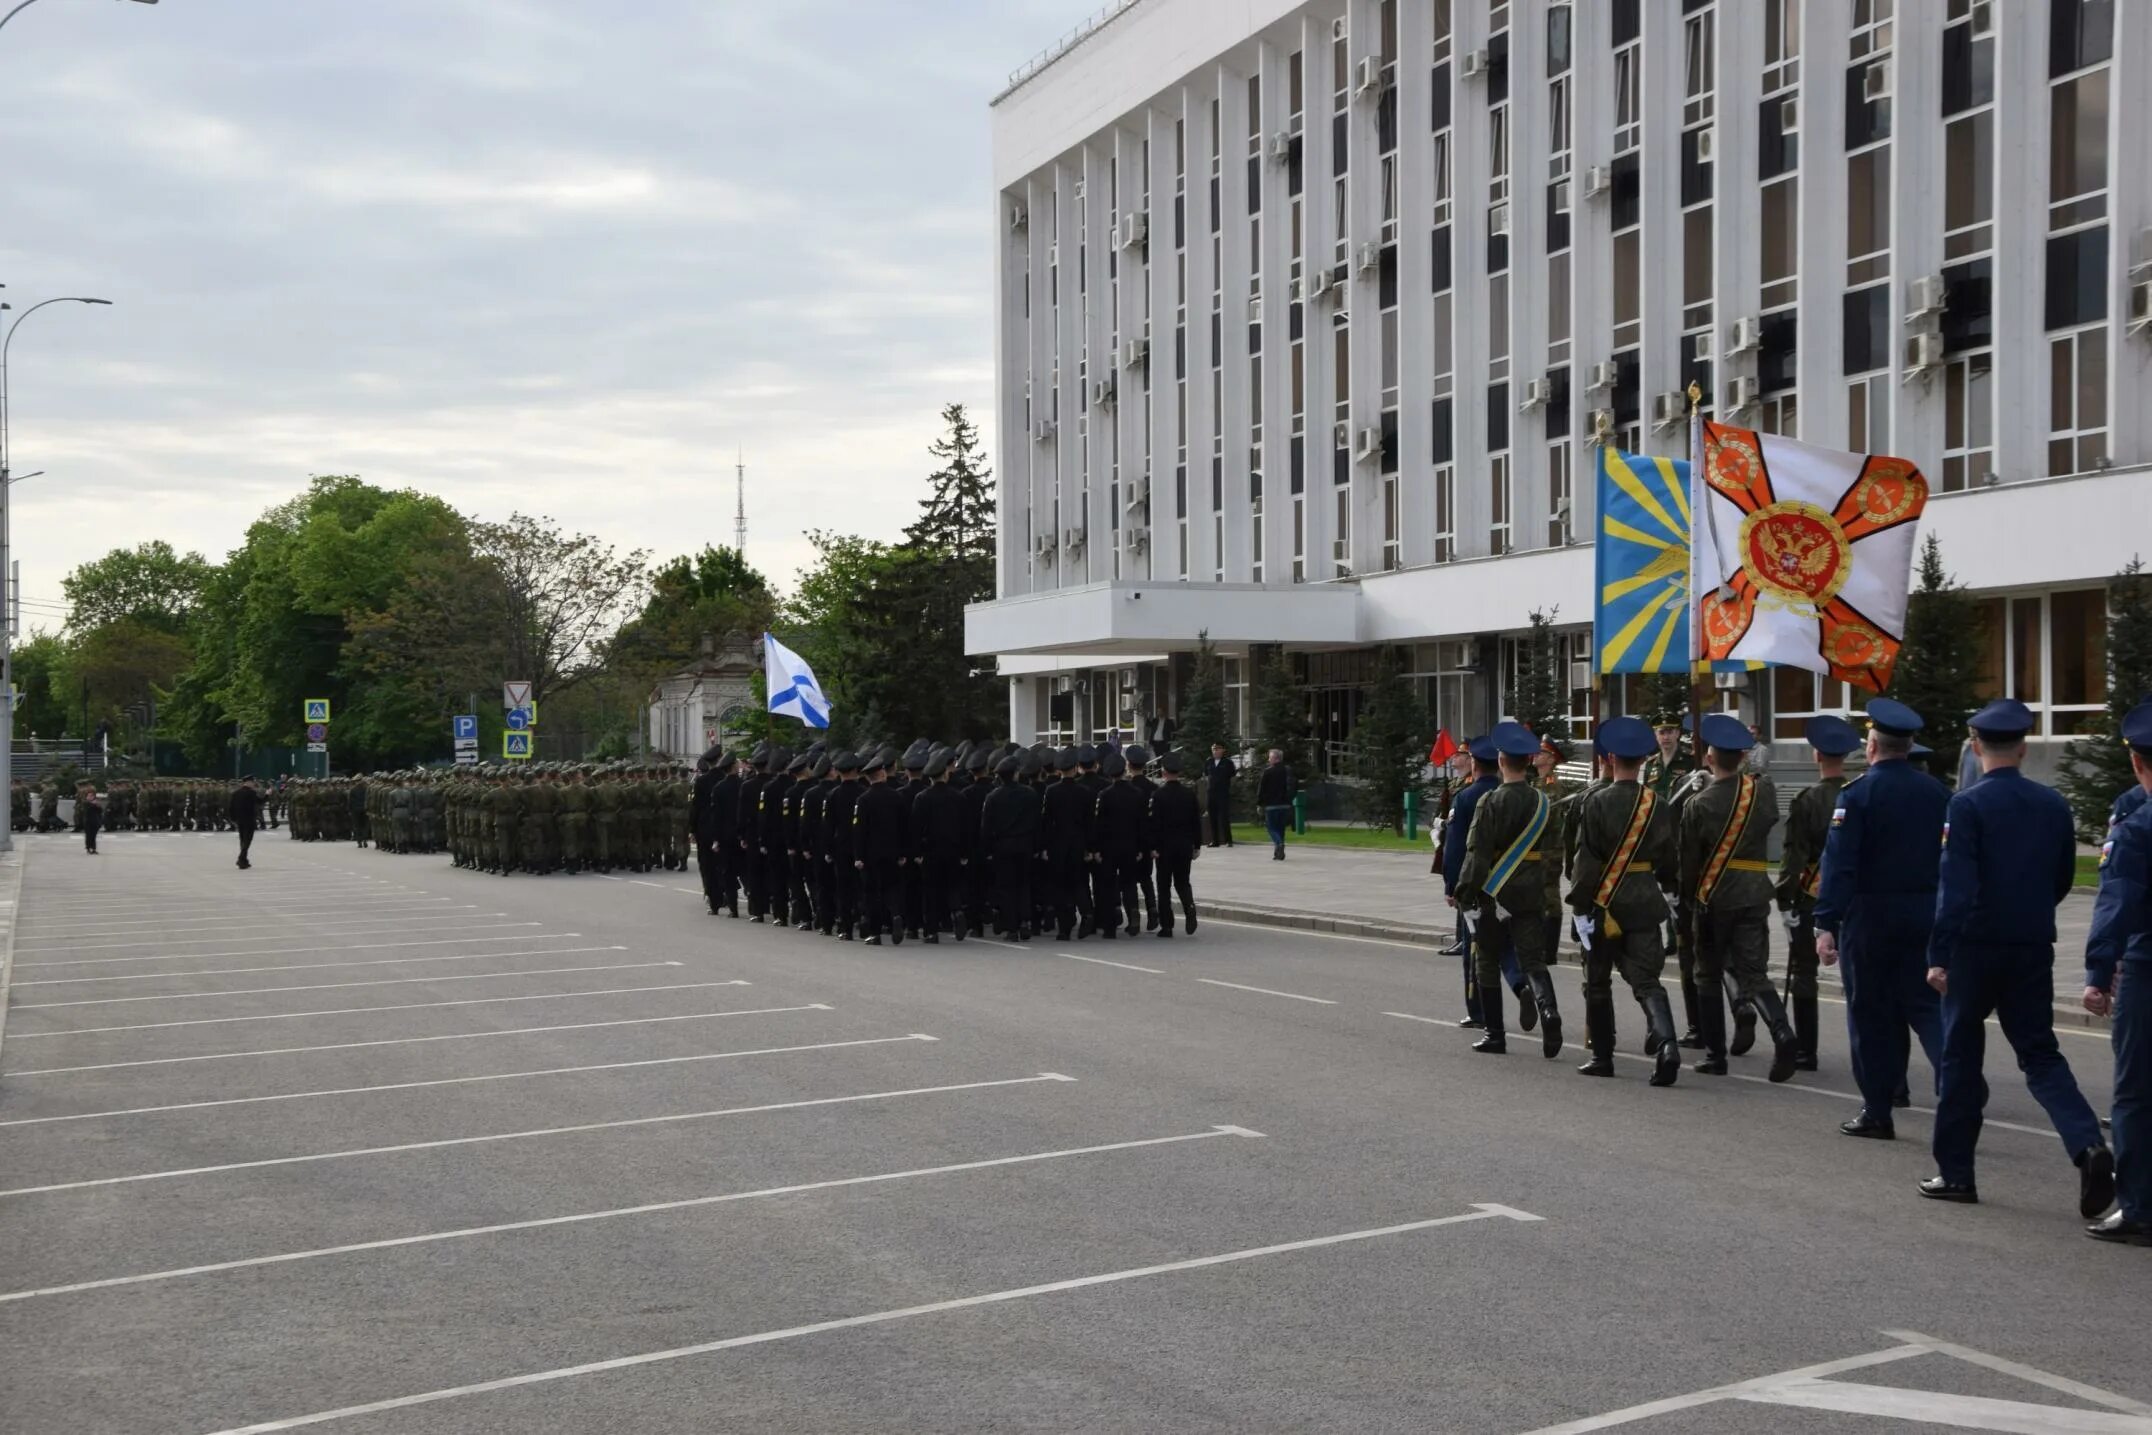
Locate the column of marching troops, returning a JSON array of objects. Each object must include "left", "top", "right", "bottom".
[
  {"left": 11, "top": 777, "right": 286, "bottom": 833},
  {"left": 1440, "top": 695, "right": 2151, "bottom": 1244}
]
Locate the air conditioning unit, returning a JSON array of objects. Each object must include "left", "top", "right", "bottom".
[
  {"left": 1127, "top": 529, "right": 1150, "bottom": 554},
  {"left": 1651, "top": 391, "right": 1686, "bottom": 432},
  {"left": 1064, "top": 527, "right": 1088, "bottom": 556},
  {"left": 1551, "top": 179, "right": 1571, "bottom": 212},
  {"left": 1724, "top": 376, "right": 1759, "bottom": 412},
  {"left": 1125, "top": 480, "right": 1150, "bottom": 511},
  {"left": 1863, "top": 61, "right": 1891, "bottom": 103},
  {"left": 1120, "top": 336, "right": 1150, "bottom": 369},
  {"left": 1587, "top": 361, "right": 1619, "bottom": 392},
  {"left": 1582, "top": 164, "right": 1613, "bottom": 199},
  {"left": 1904, "top": 332, "right": 1944, "bottom": 374},
  {"left": 1117, "top": 212, "right": 1149, "bottom": 250},
  {"left": 1331, "top": 16, "right": 1347, "bottom": 41},
  {"left": 1906, "top": 274, "right": 1947, "bottom": 320},
  {"left": 1780, "top": 96, "right": 1799, "bottom": 134},
  {"left": 1033, "top": 534, "right": 1056, "bottom": 564},
  {"left": 1008, "top": 203, "right": 1028, "bottom": 233},
  {"left": 1270, "top": 131, "right": 1296, "bottom": 163},
  {"left": 1332, "top": 537, "right": 1352, "bottom": 563},
  {"left": 1355, "top": 57, "right": 1384, "bottom": 95},
  {"left": 1713, "top": 670, "right": 1748, "bottom": 692},
  {"left": 1119, "top": 666, "right": 1138, "bottom": 687},
  {"left": 1518, "top": 378, "right": 1550, "bottom": 410},
  {"left": 1696, "top": 128, "right": 1716, "bottom": 163},
  {"left": 1032, "top": 419, "right": 1057, "bottom": 443},
  {"left": 1725, "top": 316, "right": 1760, "bottom": 355},
  {"left": 1332, "top": 419, "right": 1352, "bottom": 450},
  {"left": 1455, "top": 639, "right": 1482, "bottom": 670},
  {"left": 1489, "top": 203, "right": 1511, "bottom": 237},
  {"left": 1353, "top": 426, "right": 1385, "bottom": 464},
  {"left": 1588, "top": 406, "right": 1614, "bottom": 434},
  {"left": 2131, "top": 228, "right": 2152, "bottom": 278},
  {"left": 2129, "top": 279, "right": 2152, "bottom": 336},
  {"left": 1357, "top": 242, "right": 1381, "bottom": 273},
  {"left": 1969, "top": 0, "right": 1994, "bottom": 36},
  {"left": 1091, "top": 377, "right": 1117, "bottom": 409},
  {"left": 1460, "top": 48, "right": 1489, "bottom": 79},
  {"left": 1054, "top": 674, "right": 1073, "bottom": 695}
]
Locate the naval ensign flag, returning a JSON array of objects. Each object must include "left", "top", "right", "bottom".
[{"left": 763, "top": 633, "right": 831, "bottom": 730}]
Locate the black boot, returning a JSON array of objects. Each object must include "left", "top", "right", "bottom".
[
  {"left": 1577, "top": 993, "right": 1616, "bottom": 1077},
  {"left": 1751, "top": 985, "right": 1800, "bottom": 1084},
  {"left": 1692, "top": 985, "right": 1729, "bottom": 1075},
  {"left": 1644, "top": 992, "right": 1682, "bottom": 1087},
  {"left": 1514, "top": 983, "right": 1538, "bottom": 1033},
  {"left": 1471, "top": 1005, "right": 1507, "bottom": 1054},
  {"left": 1726, "top": 974, "right": 1758, "bottom": 1057},
  {"left": 1679, "top": 970, "right": 1705, "bottom": 1049},
  {"left": 1791, "top": 987, "right": 1819, "bottom": 1070},
  {"left": 1527, "top": 971, "right": 1564, "bottom": 1060}
]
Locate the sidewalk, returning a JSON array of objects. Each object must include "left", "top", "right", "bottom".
[{"left": 1192, "top": 836, "right": 2113, "bottom": 1032}]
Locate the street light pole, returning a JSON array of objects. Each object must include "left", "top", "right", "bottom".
[
  {"left": 0, "top": 295, "right": 111, "bottom": 853},
  {"left": 0, "top": 0, "right": 158, "bottom": 41}
]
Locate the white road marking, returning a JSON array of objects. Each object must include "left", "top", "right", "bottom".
[
  {"left": 1194, "top": 978, "right": 1337, "bottom": 1005},
  {"left": 202, "top": 1203, "right": 1538, "bottom": 1434},
  {"left": 1, "top": 1065, "right": 1044, "bottom": 1196},
  {"left": 14, "top": 962, "right": 677, "bottom": 1009},
  {"left": 0, "top": 1127, "right": 1256, "bottom": 1302},
  {"left": 2, "top": 1032, "right": 942, "bottom": 1135},
  {"left": 8, "top": 1004, "right": 835, "bottom": 1076},
  {"left": 12, "top": 946, "right": 631, "bottom": 986},
  {"left": 1877, "top": 1330, "right": 2152, "bottom": 1417},
  {"left": 5, "top": 979, "right": 753, "bottom": 1040},
  {"left": 18, "top": 933, "right": 584, "bottom": 971},
  {"left": 1058, "top": 952, "right": 1165, "bottom": 974},
  {"left": 16, "top": 920, "right": 544, "bottom": 953},
  {"left": 23, "top": 898, "right": 456, "bottom": 919},
  {"left": 16, "top": 905, "right": 473, "bottom": 937},
  {"left": 628, "top": 880, "right": 673, "bottom": 889}
]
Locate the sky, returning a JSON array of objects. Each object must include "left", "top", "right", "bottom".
[{"left": 0, "top": 0, "right": 1103, "bottom": 632}]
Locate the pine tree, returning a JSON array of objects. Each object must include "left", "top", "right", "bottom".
[
  {"left": 1512, "top": 607, "right": 1569, "bottom": 740},
  {"left": 2060, "top": 559, "right": 2152, "bottom": 839},
  {"left": 1631, "top": 671, "right": 1691, "bottom": 726},
  {"left": 1885, "top": 534, "right": 1986, "bottom": 786},
  {"left": 1178, "top": 632, "right": 1231, "bottom": 758},
  {"left": 904, "top": 403, "right": 996, "bottom": 562},
  {"left": 1352, "top": 651, "right": 1432, "bottom": 834},
  {"left": 1253, "top": 649, "right": 1314, "bottom": 779}
]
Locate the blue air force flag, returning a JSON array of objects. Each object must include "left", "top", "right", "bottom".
[
  {"left": 1594, "top": 444, "right": 1761, "bottom": 676},
  {"left": 763, "top": 633, "right": 830, "bottom": 729}
]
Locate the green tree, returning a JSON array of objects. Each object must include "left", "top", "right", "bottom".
[
  {"left": 61, "top": 540, "right": 212, "bottom": 635},
  {"left": 602, "top": 545, "right": 776, "bottom": 695},
  {"left": 11, "top": 630, "right": 73, "bottom": 738},
  {"left": 1630, "top": 670, "right": 1692, "bottom": 725},
  {"left": 1177, "top": 632, "right": 1231, "bottom": 758},
  {"left": 2060, "top": 559, "right": 2152, "bottom": 839},
  {"left": 1885, "top": 533, "right": 1986, "bottom": 787},
  {"left": 1512, "top": 607, "right": 1568, "bottom": 740},
  {"left": 1351, "top": 650, "right": 1431, "bottom": 834},
  {"left": 1252, "top": 649, "right": 1313, "bottom": 778},
  {"left": 904, "top": 402, "right": 995, "bottom": 561}
]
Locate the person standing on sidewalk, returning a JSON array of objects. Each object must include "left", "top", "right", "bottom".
[
  {"left": 1918, "top": 698, "right": 2113, "bottom": 1218},
  {"left": 2086, "top": 700, "right": 2152, "bottom": 1245},
  {"left": 78, "top": 783, "right": 103, "bottom": 856},
  {"left": 1256, "top": 748, "right": 1296, "bottom": 861},
  {"left": 229, "top": 775, "right": 262, "bottom": 870},
  {"left": 1203, "top": 743, "right": 1236, "bottom": 848}
]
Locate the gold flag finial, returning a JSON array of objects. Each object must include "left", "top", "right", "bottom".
[
  {"left": 1592, "top": 408, "right": 1613, "bottom": 447},
  {"left": 1686, "top": 380, "right": 1703, "bottom": 415}
]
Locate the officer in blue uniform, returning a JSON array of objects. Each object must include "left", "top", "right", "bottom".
[
  {"left": 1443, "top": 737, "right": 1527, "bottom": 1031},
  {"left": 2085, "top": 700, "right": 2152, "bottom": 1245},
  {"left": 1813, "top": 698, "right": 1949, "bottom": 1140},
  {"left": 1918, "top": 698, "right": 2114, "bottom": 1215}
]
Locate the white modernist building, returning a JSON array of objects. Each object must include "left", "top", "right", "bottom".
[{"left": 966, "top": 0, "right": 2151, "bottom": 775}]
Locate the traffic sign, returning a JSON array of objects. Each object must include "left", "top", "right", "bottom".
[
  {"left": 453, "top": 714, "right": 478, "bottom": 742},
  {"left": 454, "top": 748, "right": 479, "bottom": 766},
  {"left": 303, "top": 699, "right": 331, "bottom": 724},
  {"left": 503, "top": 731, "right": 532, "bottom": 759},
  {"left": 505, "top": 707, "right": 532, "bottom": 732},
  {"left": 306, "top": 741, "right": 328, "bottom": 754},
  {"left": 503, "top": 681, "right": 533, "bottom": 711},
  {"left": 306, "top": 723, "right": 327, "bottom": 743}
]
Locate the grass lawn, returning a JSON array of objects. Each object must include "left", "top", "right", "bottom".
[
  {"left": 1228, "top": 822, "right": 1429, "bottom": 852},
  {"left": 2077, "top": 854, "right": 2103, "bottom": 888}
]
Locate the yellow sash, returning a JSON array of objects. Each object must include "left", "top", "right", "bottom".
[
  {"left": 1593, "top": 787, "right": 1657, "bottom": 911},
  {"left": 1696, "top": 775, "right": 1758, "bottom": 906}
]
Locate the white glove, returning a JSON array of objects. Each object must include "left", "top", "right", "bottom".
[{"left": 1572, "top": 914, "right": 1596, "bottom": 946}]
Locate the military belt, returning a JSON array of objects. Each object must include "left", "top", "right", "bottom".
[{"left": 1726, "top": 858, "right": 1769, "bottom": 872}]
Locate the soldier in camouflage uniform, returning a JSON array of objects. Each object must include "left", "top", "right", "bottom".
[
  {"left": 522, "top": 765, "right": 558, "bottom": 874},
  {"left": 557, "top": 766, "right": 590, "bottom": 873}
]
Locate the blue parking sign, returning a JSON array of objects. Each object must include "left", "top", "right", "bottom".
[{"left": 453, "top": 714, "right": 478, "bottom": 741}]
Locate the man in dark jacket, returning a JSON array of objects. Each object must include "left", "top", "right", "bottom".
[
  {"left": 822, "top": 752, "right": 864, "bottom": 938},
  {"left": 229, "top": 776, "right": 263, "bottom": 870},
  {"left": 707, "top": 753, "right": 742, "bottom": 916},
  {"left": 78, "top": 783, "right": 103, "bottom": 856},
  {"left": 911, "top": 750, "right": 968, "bottom": 943},
  {"left": 1150, "top": 753, "right": 1202, "bottom": 936},
  {"left": 1040, "top": 748, "right": 1094, "bottom": 941},
  {"left": 981, "top": 756, "right": 1040, "bottom": 939},
  {"left": 757, "top": 752, "right": 796, "bottom": 926},
  {"left": 852, "top": 749, "right": 911, "bottom": 945},
  {"left": 1255, "top": 749, "right": 1296, "bottom": 860},
  {"left": 735, "top": 747, "right": 770, "bottom": 920},
  {"left": 958, "top": 746, "right": 993, "bottom": 936},
  {"left": 1091, "top": 752, "right": 1148, "bottom": 938},
  {"left": 1202, "top": 743, "right": 1236, "bottom": 847}
]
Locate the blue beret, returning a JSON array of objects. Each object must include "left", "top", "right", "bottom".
[
  {"left": 1865, "top": 698, "right": 1924, "bottom": 737},
  {"left": 1597, "top": 716, "right": 1656, "bottom": 761},
  {"left": 2122, "top": 700, "right": 2152, "bottom": 751},
  {"left": 1910, "top": 742, "right": 1934, "bottom": 757},
  {"left": 1969, "top": 697, "right": 2034, "bottom": 740},
  {"left": 1700, "top": 713, "right": 1754, "bottom": 752},
  {"left": 1468, "top": 735, "right": 1500, "bottom": 763},
  {"left": 1803, "top": 715, "right": 1861, "bottom": 756},
  {"left": 1491, "top": 721, "right": 1541, "bottom": 758}
]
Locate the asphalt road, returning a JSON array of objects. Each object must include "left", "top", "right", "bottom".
[{"left": 1, "top": 830, "right": 2144, "bottom": 1435}]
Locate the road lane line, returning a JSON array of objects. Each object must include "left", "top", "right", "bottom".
[
  {"left": 22, "top": 899, "right": 458, "bottom": 919},
  {"left": 18, "top": 933, "right": 586, "bottom": 971},
  {"left": 202, "top": 1203, "right": 1539, "bottom": 1434},
  {"left": 1878, "top": 1330, "right": 2152, "bottom": 1417},
  {"left": 8, "top": 1004, "right": 835, "bottom": 1076},
  {"left": 0, "top": 1127, "right": 1254, "bottom": 1301},
  {"left": 1509, "top": 1340, "right": 1935, "bottom": 1434},
  {"left": 0, "top": 1064, "right": 1042, "bottom": 1195},
  {"left": 1058, "top": 953, "right": 1165, "bottom": 974},
  {"left": 1194, "top": 978, "right": 1336, "bottom": 1005},
  {"left": 13, "top": 946, "right": 632, "bottom": 986},
  {"left": 5, "top": 980, "right": 753, "bottom": 1040},
  {"left": 16, "top": 921, "right": 545, "bottom": 954},
  {"left": 14, "top": 962, "right": 680, "bottom": 1009},
  {"left": 15, "top": 906, "right": 474, "bottom": 937},
  {"left": 0, "top": 1032, "right": 916, "bottom": 1135}
]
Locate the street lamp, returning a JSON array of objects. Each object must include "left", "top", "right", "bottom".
[
  {"left": 0, "top": 295, "right": 111, "bottom": 853},
  {"left": 0, "top": 0, "right": 157, "bottom": 41}
]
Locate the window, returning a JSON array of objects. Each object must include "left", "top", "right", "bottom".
[
  {"left": 2051, "top": 588, "right": 2107, "bottom": 733},
  {"left": 1760, "top": 177, "right": 1797, "bottom": 308},
  {"left": 1612, "top": 43, "right": 1641, "bottom": 154},
  {"left": 1335, "top": 486, "right": 1351, "bottom": 577},
  {"left": 1613, "top": 231, "right": 1640, "bottom": 348},
  {"left": 1847, "top": 372, "right": 1890, "bottom": 454},
  {"left": 1489, "top": 452, "right": 1512, "bottom": 557},
  {"left": 1434, "top": 463, "right": 1456, "bottom": 563},
  {"left": 1682, "top": 9, "right": 1715, "bottom": 127},
  {"left": 1547, "top": 442, "right": 1573, "bottom": 548},
  {"left": 2048, "top": 69, "right": 2109, "bottom": 229},
  {"left": 1944, "top": 111, "right": 1993, "bottom": 261},
  {"left": 1941, "top": 352, "right": 1993, "bottom": 492},
  {"left": 1382, "top": 473, "right": 1399, "bottom": 571},
  {"left": 2048, "top": 326, "right": 2108, "bottom": 475},
  {"left": 1846, "top": 147, "right": 1890, "bottom": 286},
  {"left": 1763, "top": 0, "right": 1800, "bottom": 92}
]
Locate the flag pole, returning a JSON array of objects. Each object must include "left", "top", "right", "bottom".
[
  {"left": 1591, "top": 408, "right": 1614, "bottom": 728},
  {"left": 1685, "top": 383, "right": 1709, "bottom": 769}
]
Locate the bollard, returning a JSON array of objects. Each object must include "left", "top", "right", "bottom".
[
  {"left": 1292, "top": 792, "right": 1307, "bottom": 835},
  {"left": 1404, "top": 788, "right": 1419, "bottom": 843}
]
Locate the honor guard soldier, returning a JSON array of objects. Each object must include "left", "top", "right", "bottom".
[
  {"left": 1444, "top": 738, "right": 1529, "bottom": 1032},
  {"left": 981, "top": 754, "right": 1039, "bottom": 939},
  {"left": 1150, "top": 752, "right": 1202, "bottom": 937},
  {"left": 1918, "top": 697, "right": 2114, "bottom": 1217},
  {"left": 958, "top": 745, "right": 993, "bottom": 937},
  {"left": 910, "top": 747, "right": 968, "bottom": 943},
  {"left": 1814, "top": 698, "right": 1950, "bottom": 1140},
  {"left": 1679, "top": 714, "right": 1800, "bottom": 1083},
  {"left": 2085, "top": 700, "right": 2152, "bottom": 1245},
  {"left": 1041, "top": 747, "right": 1094, "bottom": 941},
  {"left": 1568, "top": 717, "right": 1684, "bottom": 1086},
  {"left": 852, "top": 748, "right": 910, "bottom": 945},
  {"left": 1776, "top": 715, "right": 1860, "bottom": 1071},
  {"left": 735, "top": 746, "right": 770, "bottom": 918},
  {"left": 822, "top": 751, "right": 864, "bottom": 938},
  {"left": 1091, "top": 750, "right": 1148, "bottom": 938},
  {"left": 1455, "top": 722, "right": 1567, "bottom": 1058}
]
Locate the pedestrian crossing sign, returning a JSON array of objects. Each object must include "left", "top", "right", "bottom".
[
  {"left": 303, "top": 699, "right": 331, "bottom": 724},
  {"left": 503, "top": 732, "right": 532, "bottom": 759}
]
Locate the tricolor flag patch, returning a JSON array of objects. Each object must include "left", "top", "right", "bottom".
[
  {"left": 1941, "top": 821, "right": 1950, "bottom": 849},
  {"left": 1830, "top": 807, "right": 1847, "bottom": 828}
]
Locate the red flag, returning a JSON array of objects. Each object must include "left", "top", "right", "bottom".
[{"left": 1428, "top": 729, "right": 1458, "bottom": 767}]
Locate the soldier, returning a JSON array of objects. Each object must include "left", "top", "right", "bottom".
[
  {"left": 691, "top": 751, "right": 723, "bottom": 907},
  {"left": 753, "top": 750, "right": 794, "bottom": 922},
  {"left": 1919, "top": 698, "right": 2112, "bottom": 1217},
  {"left": 1569, "top": 717, "right": 1684, "bottom": 1086},
  {"left": 779, "top": 753, "right": 813, "bottom": 924},
  {"left": 852, "top": 748, "right": 910, "bottom": 945},
  {"left": 349, "top": 774, "right": 371, "bottom": 848},
  {"left": 1040, "top": 747, "right": 1093, "bottom": 941},
  {"left": 1123, "top": 745, "right": 1161, "bottom": 932},
  {"left": 1455, "top": 722, "right": 1566, "bottom": 1059},
  {"left": 735, "top": 747, "right": 770, "bottom": 917},
  {"left": 667, "top": 763, "right": 693, "bottom": 874},
  {"left": 1679, "top": 714, "right": 1799, "bottom": 1083},
  {"left": 958, "top": 745, "right": 993, "bottom": 937},
  {"left": 911, "top": 748, "right": 968, "bottom": 943},
  {"left": 823, "top": 750, "right": 864, "bottom": 938},
  {"left": 1776, "top": 715, "right": 1859, "bottom": 1072},
  {"left": 981, "top": 754, "right": 1039, "bottom": 940},
  {"left": 710, "top": 751, "right": 743, "bottom": 916},
  {"left": 487, "top": 768, "right": 523, "bottom": 875},
  {"left": 1814, "top": 698, "right": 1950, "bottom": 1141},
  {"left": 10, "top": 779, "right": 27, "bottom": 832},
  {"left": 2085, "top": 700, "right": 2152, "bottom": 1245},
  {"left": 1445, "top": 738, "right": 1530, "bottom": 1032},
  {"left": 521, "top": 764, "right": 556, "bottom": 873},
  {"left": 1534, "top": 737, "right": 1583, "bottom": 963},
  {"left": 797, "top": 753, "right": 833, "bottom": 931},
  {"left": 1150, "top": 751, "right": 1201, "bottom": 937}
]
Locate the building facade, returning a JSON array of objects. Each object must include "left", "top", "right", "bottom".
[
  {"left": 967, "top": 0, "right": 2150, "bottom": 775},
  {"left": 645, "top": 632, "right": 759, "bottom": 760}
]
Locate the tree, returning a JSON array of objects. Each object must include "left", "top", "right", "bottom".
[
  {"left": 1252, "top": 649, "right": 1313, "bottom": 777},
  {"left": 1351, "top": 651, "right": 1432, "bottom": 834},
  {"left": 603, "top": 545, "right": 777, "bottom": 693},
  {"left": 1630, "top": 671, "right": 1691, "bottom": 726},
  {"left": 2060, "top": 559, "right": 2152, "bottom": 839},
  {"left": 904, "top": 403, "right": 995, "bottom": 561},
  {"left": 1511, "top": 607, "right": 1568, "bottom": 740},
  {"left": 11, "top": 631, "right": 72, "bottom": 738},
  {"left": 61, "top": 541, "right": 212, "bottom": 635},
  {"left": 1885, "top": 533, "right": 1986, "bottom": 787},
  {"left": 1178, "top": 632, "right": 1231, "bottom": 758},
  {"left": 469, "top": 513, "right": 649, "bottom": 709}
]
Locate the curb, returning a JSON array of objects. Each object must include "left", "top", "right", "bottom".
[
  {"left": 0, "top": 843, "right": 24, "bottom": 1068},
  {"left": 1200, "top": 898, "right": 2115, "bottom": 1034}
]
